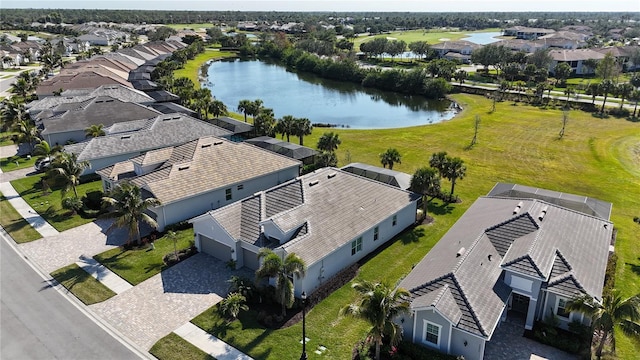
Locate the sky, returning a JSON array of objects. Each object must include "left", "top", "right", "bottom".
[{"left": 2, "top": 0, "right": 639, "bottom": 12}]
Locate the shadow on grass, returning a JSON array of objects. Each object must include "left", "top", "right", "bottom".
[
  {"left": 47, "top": 266, "right": 86, "bottom": 292},
  {"left": 400, "top": 227, "right": 425, "bottom": 245},
  {"left": 429, "top": 201, "right": 455, "bottom": 216},
  {"left": 625, "top": 259, "right": 640, "bottom": 276}
]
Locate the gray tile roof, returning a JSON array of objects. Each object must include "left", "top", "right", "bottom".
[
  {"left": 400, "top": 187, "right": 612, "bottom": 339},
  {"left": 97, "top": 136, "right": 301, "bottom": 205},
  {"left": 38, "top": 96, "right": 161, "bottom": 135},
  {"left": 548, "top": 49, "right": 606, "bottom": 62},
  {"left": 65, "top": 114, "right": 232, "bottom": 162},
  {"left": 204, "top": 168, "right": 419, "bottom": 266},
  {"left": 245, "top": 136, "right": 317, "bottom": 161},
  {"left": 210, "top": 117, "right": 254, "bottom": 134},
  {"left": 341, "top": 162, "right": 412, "bottom": 190}
]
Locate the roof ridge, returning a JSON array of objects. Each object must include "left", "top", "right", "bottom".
[
  {"left": 547, "top": 271, "right": 586, "bottom": 293},
  {"left": 450, "top": 273, "right": 487, "bottom": 337},
  {"left": 452, "top": 232, "right": 485, "bottom": 273},
  {"left": 555, "top": 249, "right": 573, "bottom": 271},
  {"left": 485, "top": 211, "right": 540, "bottom": 233}
]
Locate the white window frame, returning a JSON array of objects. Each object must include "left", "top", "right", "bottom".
[
  {"left": 351, "top": 237, "right": 362, "bottom": 256},
  {"left": 422, "top": 320, "right": 441, "bottom": 348},
  {"left": 555, "top": 297, "right": 570, "bottom": 320}
]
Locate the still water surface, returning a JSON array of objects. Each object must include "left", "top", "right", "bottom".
[{"left": 204, "top": 59, "right": 457, "bottom": 129}]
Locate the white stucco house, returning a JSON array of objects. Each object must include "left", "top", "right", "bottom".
[
  {"left": 397, "top": 183, "right": 613, "bottom": 360},
  {"left": 190, "top": 167, "right": 420, "bottom": 296},
  {"left": 97, "top": 136, "right": 301, "bottom": 232}
]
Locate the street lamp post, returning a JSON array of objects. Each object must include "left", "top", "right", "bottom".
[{"left": 300, "top": 291, "right": 307, "bottom": 360}]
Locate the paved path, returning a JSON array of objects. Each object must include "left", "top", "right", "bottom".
[
  {"left": 0, "top": 181, "right": 58, "bottom": 238},
  {"left": 174, "top": 322, "right": 253, "bottom": 360},
  {"left": 76, "top": 256, "right": 133, "bottom": 294},
  {"left": 18, "top": 219, "right": 125, "bottom": 274},
  {"left": 90, "top": 253, "right": 252, "bottom": 350},
  {"left": 0, "top": 167, "right": 37, "bottom": 183},
  {"left": 0, "top": 144, "right": 18, "bottom": 158}
]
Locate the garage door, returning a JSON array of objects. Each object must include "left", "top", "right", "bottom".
[
  {"left": 199, "top": 235, "right": 232, "bottom": 262},
  {"left": 242, "top": 248, "right": 260, "bottom": 270}
]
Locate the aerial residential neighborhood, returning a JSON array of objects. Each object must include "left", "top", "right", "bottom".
[{"left": 0, "top": 2, "right": 639, "bottom": 360}]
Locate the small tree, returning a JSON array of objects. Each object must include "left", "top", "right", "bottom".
[
  {"left": 219, "top": 292, "right": 249, "bottom": 321},
  {"left": 409, "top": 167, "right": 441, "bottom": 218},
  {"left": 442, "top": 157, "right": 466, "bottom": 200},
  {"left": 470, "top": 115, "right": 480, "bottom": 147},
  {"left": 166, "top": 230, "right": 178, "bottom": 261},
  {"left": 49, "top": 152, "right": 89, "bottom": 199},
  {"left": 255, "top": 248, "right": 306, "bottom": 316},
  {"left": 85, "top": 124, "right": 105, "bottom": 138},
  {"left": 559, "top": 110, "right": 568, "bottom": 139},
  {"left": 317, "top": 132, "right": 341, "bottom": 153},
  {"left": 61, "top": 196, "right": 83, "bottom": 215}
]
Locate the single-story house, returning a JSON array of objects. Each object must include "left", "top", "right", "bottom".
[
  {"left": 97, "top": 136, "right": 301, "bottom": 232},
  {"left": 341, "top": 163, "right": 412, "bottom": 191},
  {"left": 63, "top": 113, "right": 232, "bottom": 174},
  {"left": 548, "top": 49, "right": 606, "bottom": 75},
  {"left": 397, "top": 183, "right": 613, "bottom": 360},
  {"left": 432, "top": 40, "right": 482, "bottom": 64},
  {"left": 244, "top": 136, "right": 317, "bottom": 164},
  {"left": 503, "top": 26, "right": 555, "bottom": 40},
  {"left": 191, "top": 167, "right": 421, "bottom": 296}
]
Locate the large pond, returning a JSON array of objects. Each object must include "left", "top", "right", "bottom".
[{"left": 204, "top": 59, "right": 457, "bottom": 129}]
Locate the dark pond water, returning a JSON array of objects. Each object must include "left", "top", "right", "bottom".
[{"left": 203, "top": 59, "right": 457, "bottom": 129}]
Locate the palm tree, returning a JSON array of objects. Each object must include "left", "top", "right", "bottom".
[
  {"left": 600, "top": 79, "right": 615, "bottom": 114},
  {"left": 255, "top": 248, "right": 306, "bottom": 316},
  {"left": 219, "top": 292, "right": 249, "bottom": 321},
  {"left": 247, "top": 99, "right": 264, "bottom": 121},
  {"left": 254, "top": 107, "right": 276, "bottom": 137},
  {"left": 409, "top": 167, "right": 441, "bottom": 218},
  {"left": 379, "top": 148, "right": 402, "bottom": 170},
  {"left": 629, "top": 89, "right": 640, "bottom": 117},
  {"left": 340, "top": 281, "right": 410, "bottom": 360},
  {"left": 442, "top": 157, "right": 466, "bottom": 199},
  {"left": 428, "top": 151, "right": 448, "bottom": 177},
  {"left": 33, "top": 139, "right": 61, "bottom": 160},
  {"left": 276, "top": 115, "right": 296, "bottom": 142},
  {"left": 317, "top": 132, "right": 341, "bottom": 153},
  {"left": 85, "top": 124, "right": 105, "bottom": 138},
  {"left": 237, "top": 99, "right": 252, "bottom": 122},
  {"left": 10, "top": 77, "right": 30, "bottom": 99},
  {"left": 616, "top": 83, "right": 634, "bottom": 110},
  {"left": 12, "top": 118, "right": 38, "bottom": 154},
  {"left": 566, "top": 292, "right": 640, "bottom": 359},
  {"left": 209, "top": 99, "right": 228, "bottom": 118},
  {"left": 101, "top": 181, "right": 161, "bottom": 246},
  {"left": 49, "top": 152, "right": 89, "bottom": 198},
  {"left": 293, "top": 118, "right": 313, "bottom": 146}
]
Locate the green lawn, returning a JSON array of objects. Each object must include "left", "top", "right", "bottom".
[
  {"left": 0, "top": 194, "right": 41, "bottom": 243},
  {"left": 353, "top": 28, "right": 501, "bottom": 49},
  {"left": 93, "top": 228, "right": 195, "bottom": 286},
  {"left": 10, "top": 175, "right": 104, "bottom": 232},
  {"left": 165, "top": 23, "right": 214, "bottom": 31},
  {"left": 182, "top": 94, "right": 640, "bottom": 359},
  {"left": 0, "top": 154, "right": 37, "bottom": 172},
  {"left": 150, "top": 333, "right": 215, "bottom": 360},
  {"left": 50, "top": 263, "right": 116, "bottom": 305},
  {"left": 174, "top": 50, "right": 237, "bottom": 87}
]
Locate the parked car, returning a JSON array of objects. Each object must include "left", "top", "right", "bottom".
[{"left": 34, "top": 157, "right": 51, "bottom": 172}]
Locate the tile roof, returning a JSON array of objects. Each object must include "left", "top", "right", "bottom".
[
  {"left": 245, "top": 136, "right": 318, "bottom": 161},
  {"left": 548, "top": 49, "right": 606, "bottom": 62},
  {"left": 399, "top": 186, "right": 612, "bottom": 339},
  {"left": 98, "top": 137, "right": 301, "bottom": 205},
  {"left": 203, "top": 168, "right": 420, "bottom": 266},
  {"left": 65, "top": 114, "right": 232, "bottom": 162},
  {"left": 341, "top": 163, "right": 412, "bottom": 190}
]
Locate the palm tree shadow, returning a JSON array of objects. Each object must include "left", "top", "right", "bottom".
[
  {"left": 625, "top": 258, "right": 640, "bottom": 275},
  {"left": 429, "top": 201, "right": 454, "bottom": 216}
]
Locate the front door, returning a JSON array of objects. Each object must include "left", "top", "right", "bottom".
[{"left": 512, "top": 293, "right": 530, "bottom": 314}]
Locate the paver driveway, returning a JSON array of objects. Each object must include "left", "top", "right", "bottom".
[{"left": 90, "top": 253, "right": 253, "bottom": 350}]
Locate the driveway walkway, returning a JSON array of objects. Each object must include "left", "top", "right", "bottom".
[
  {"left": 0, "top": 144, "right": 18, "bottom": 158},
  {"left": 17, "top": 218, "right": 126, "bottom": 274},
  {"left": 76, "top": 256, "right": 133, "bottom": 294},
  {"left": 174, "top": 322, "right": 253, "bottom": 360},
  {"left": 90, "top": 253, "right": 253, "bottom": 350},
  {"left": 484, "top": 316, "right": 579, "bottom": 360},
  {"left": 0, "top": 167, "right": 37, "bottom": 183},
  {"left": 0, "top": 181, "right": 58, "bottom": 238}
]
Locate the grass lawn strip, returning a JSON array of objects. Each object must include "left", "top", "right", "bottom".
[
  {"left": 0, "top": 154, "right": 37, "bottom": 172},
  {"left": 0, "top": 131, "right": 16, "bottom": 146},
  {"left": 150, "top": 333, "right": 215, "bottom": 360},
  {"left": 173, "top": 50, "right": 236, "bottom": 87},
  {"left": 10, "top": 175, "right": 103, "bottom": 232},
  {"left": 93, "top": 228, "right": 195, "bottom": 286},
  {"left": 50, "top": 263, "right": 116, "bottom": 305},
  {"left": 185, "top": 94, "right": 640, "bottom": 359},
  {"left": 0, "top": 193, "right": 41, "bottom": 243}
]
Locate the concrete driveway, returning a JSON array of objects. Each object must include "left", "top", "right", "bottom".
[{"left": 90, "top": 253, "right": 253, "bottom": 350}]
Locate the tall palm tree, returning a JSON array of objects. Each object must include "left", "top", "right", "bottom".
[
  {"left": 379, "top": 148, "right": 402, "bottom": 170},
  {"left": 33, "top": 139, "right": 61, "bottom": 160},
  {"left": 317, "top": 132, "right": 341, "bottom": 153},
  {"left": 254, "top": 108, "right": 276, "bottom": 137},
  {"left": 10, "top": 77, "right": 30, "bottom": 99},
  {"left": 209, "top": 99, "right": 228, "bottom": 118},
  {"left": 340, "top": 281, "right": 410, "bottom": 360},
  {"left": 629, "top": 89, "right": 640, "bottom": 117},
  {"left": 12, "top": 118, "right": 38, "bottom": 154},
  {"left": 410, "top": 167, "right": 441, "bottom": 218},
  {"left": 247, "top": 99, "right": 264, "bottom": 121},
  {"left": 85, "top": 124, "right": 105, "bottom": 138},
  {"left": 428, "top": 151, "right": 448, "bottom": 177},
  {"left": 255, "top": 248, "right": 306, "bottom": 316},
  {"left": 599, "top": 79, "right": 615, "bottom": 114},
  {"left": 567, "top": 292, "right": 640, "bottom": 359},
  {"left": 276, "top": 115, "right": 296, "bottom": 142},
  {"left": 616, "top": 83, "right": 634, "bottom": 110},
  {"left": 49, "top": 152, "right": 89, "bottom": 198},
  {"left": 237, "top": 99, "right": 252, "bottom": 122},
  {"left": 101, "top": 181, "right": 161, "bottom": 246},
  {"left": 442, "top": 157, "right": 466, "bottom": 198},
  {"left": 293, "top": 117, "right": 313, "bottom": 146}
]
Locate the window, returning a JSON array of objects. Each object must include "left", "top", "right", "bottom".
[
  {"left": 423, "top": 321, "right": 441, "bottom": 347},
  {"left": 237, "top": 184, "right": 244, "bottom": 190},
  {"left": 556, "top": 298, "right": 570, "bottom": 319},
  {"left": 351, "top": 237, "right": 362, "bottom": 256},
  {"left": 225, "top": 188, "right": 232, "bottom": 201},
  {"left": 373, "top": 226, "right": 379, "bottom": 241},
  {"left": 392, "top": 215, "right": 397, "bottom": 226}
]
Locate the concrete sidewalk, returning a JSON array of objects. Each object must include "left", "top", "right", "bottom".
[
  {"left": 0, "top": 181, "right": 59, "bottom": 237},
  {"left": 174, "top": 322, "right": 253, "bottom": 360},
  {"left": 76, "top": 256, "right": 133, "bottom": 294}
]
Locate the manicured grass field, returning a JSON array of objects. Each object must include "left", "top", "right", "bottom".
[
  {"left": 9, "top": 175, "right": 104, "bottom": 232},
  {"left": 182, "top": 94, "right": 640, "bottom": 359},
  {"left": 353, "top": 28, "right": 501, "bottom": 49},
  {"left": 174, "top": 50, "right": 236, "bottom": 87},
  {"left": 0, "top": 194, "right": 41, "bottom": 243},
  {"left": 93, "top": 228, "right": 195, "bottom": 286},
  {"left": 0, "top": 154, "right": 37, "bottom": 172},
  {"left": 50, "top": 263, "right": 116, "bottom": 305},
  {"left": 165, "top": 23, "right": 214, "bottom": 31},
  {"left": 150, "top": 333, "right": 215, "bottom": 360}
]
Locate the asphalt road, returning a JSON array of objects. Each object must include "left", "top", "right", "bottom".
[{"left": 0, "top": 234, "right": 145, "bottom": 360}]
